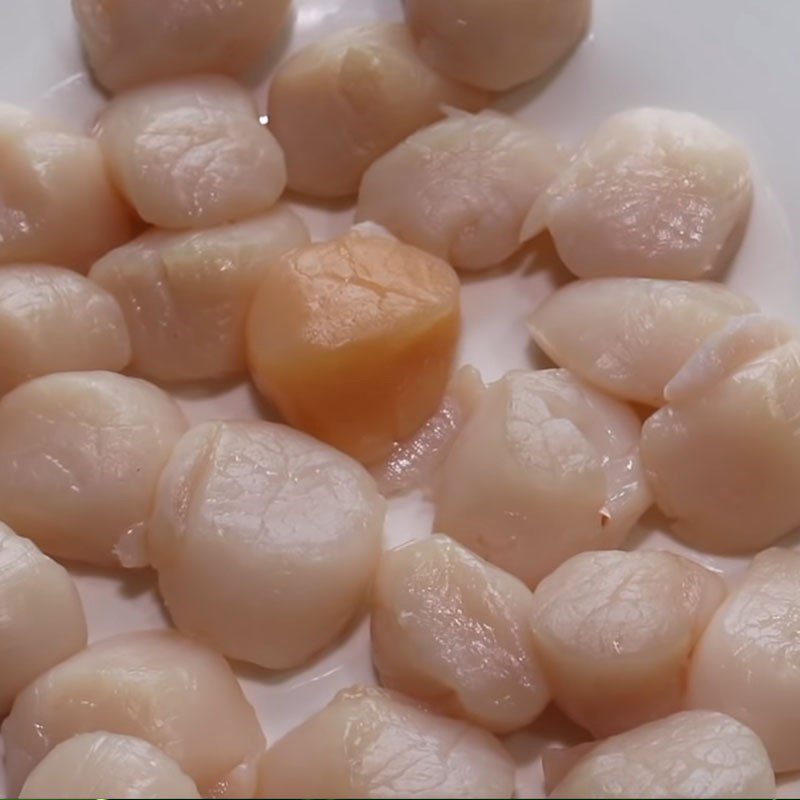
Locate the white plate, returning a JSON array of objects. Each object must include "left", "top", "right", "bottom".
[{"left": 2, "top": 1, "right": 800, "bottom": 797}]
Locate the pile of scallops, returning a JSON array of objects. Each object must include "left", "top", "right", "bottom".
[{"left": 0, "top": 0, "right": 797, "bottom": 798}]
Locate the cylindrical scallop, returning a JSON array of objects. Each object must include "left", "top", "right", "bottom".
[
  {"left": 0, "top": 265, "right": 130, "bottom": 395},
  {"left": 0, "top": 371, "right": 187, "bottom": 567},
  {"left": 19, "top": 733, "right": 200, "bottom": 799},
  {"left": 89, "top": 206, "right": 308, "bottom": 382},
  {"left": 641, "top": 315, "right": 800, "bottom": 552},
  {"left": 405, "top": 0, "right": 591, "bottom": 92},
  {"left": 2, "top": 630, "right": 266, "bottom": 798},
  {"left": 72, "top": 0, "right": 291, "bottom": 92},
  {"left": 529, "top": 279, "right": 756, "bottom": 406},
  {"left": 0, "top": 104, "right": 132, "bottom": 271},
  {"left": 357, "top": 110, "right": 566, "bottom": 271},
  {"left": 433, "top": 369, "right": 651, "bottom": 588},
  {"left": 530, "top": 550, "right": 725, "bottom": 737},
  {"left": 371, "top": 534, "right": 550, "bottom": 733},
  {"left": 257, "top": 686, "right": 515, "bottom": 799},
  {"left": 549, "top": 711, "right": 775, "bottom": 799},
  {"left": 267, "top": 23, "right": 488, "bottom": 198},
  {"left": 247, "top": 225, "right": 461, "bottom": 464},
  {"left": 149, "top": 420, "right": 385, "bottom": 670},
  {"left": 0, "top": 523, "right": 87, "bottom": 716},
  {"left": 97, "top": 75, "right": 286, "bottom": 229},
  {"left": 522, "top": 108, "right": 753, "bottom": 280}
]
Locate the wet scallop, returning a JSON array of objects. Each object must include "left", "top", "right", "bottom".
[
  {"left": 434, "top": 369, "right": 651, "bottom": 588},
  {"left": 522, "top": 108, "right": 753, "bottom": 280},
  {"left": 0, "top": 371, "right": 187, "bottom": 567},
  {"left": 97, "top": 75, "right": 286, "bottom": 229},
  {"left": 257, "top": 686, "right": 515, "bottom": 799},
  {"left": 267, "top": 23, "right": 488, "bottom": 198},
  {"left": 530, "top": 550, "right": 725, "bottom": 737},
  {"left": 19, "top": 733, "right": 200, "bottom": 799},
  {"left": 357, "top": 110, "right": 566, "bottom": 271},
  {"left": 371, "top": 534, "right": 550, "bottom": 733},
  {"left": 2, "top": 630, "right": 266, "bottom": 798},
  {"left": 72, "top": 0, "right": 291, "bottom": 92},
  {"left": 0, "top": 523, "right": 87, "bottom": 717},
  {"left": 89, "top": 206, "right": 308, "bottom": 382},
  {"left": 148, "top": 420, "right": 385, "bottom": 670}
]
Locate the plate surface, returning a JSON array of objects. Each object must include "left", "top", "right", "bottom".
[{"left": 2, "top": 1, "right": 800, "bottom": 797}]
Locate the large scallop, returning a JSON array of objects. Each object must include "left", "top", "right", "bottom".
[
  {"left": 149, "top": 420, "right": 385, "bottom": 670},
  {"left": 434, "top": 369, "right": 651, "bottom": 587},
  {"left": 97, "top": 75, "right": 286, "bottom": 229}
]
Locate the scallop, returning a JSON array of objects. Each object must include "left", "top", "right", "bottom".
[
  {"left": 371, "top": 534, "right": 549, "bottom": 733},
  {"left": 89, "top": 206, "right": 308, "bottom": 382},
  {"left": 97, "top": 75, "right": 286, "bottom": 229},
  {"left": 19, "top": 733, "right": 200, "bottom": 799},
  {"left": 434, "top": 369, "right": 651, "bottom": 588},
  {"left": 357, "top": 110, "right": 566, "bottom": 271},
  {"left": 149, "top": 420, "right": 385, "bottom": 670},
  {"left": 529, "top": 278, "right": 756, "bottom": 406},
  {"left": 267, "top": 23, "right": 488, "bottom": 198},
  {"left": 0, "top": 371, "right": 187, "bottom": 567},
  {"left": 0, "top": 103, "right": 132, "bottom": 270},
  {"left": 548, "top": 711, "right": 775, "bottom": 799},
  {"left": 522, "top": 108, "right": 753, "bottom": 280},
  {"left": 530, "top": 550, "right": 725, "bottom": 737},
  {"left": 641, "top": 314, "right": 800, "bottom": 552},
  {"left": 72, "top": 0, "right": 291, "bottom": 92},
  {"left": 2, "top": 630, "right": 266, "bottom": 798},
  {"left": 0, "top": 523, "right": 87, "bottom": 717},
  {"left": 256, "top": 686, "right": 515, "bottom": 799},
  {"left": 247, "top": 224, "right": 461, "bottom": 464}
]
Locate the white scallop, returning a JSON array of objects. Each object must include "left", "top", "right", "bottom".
[
  {"left": 434, "top": 369, "right": 651, "bottom": 587},
  {"left": 404, "top": 0, "right": 591, "bottom": 91},
  {"left": 522, "top": 108, "right": 753, "bottom": 280},
  {"left": 0, "top": 103, "right": 132, "bottom": 270},
  {"left": 530, "top": 550, "right": 725, "bottom": 737},
  {"left": 0, "top": 523, "right": 86, "bottom": 716},
  {"left": 19, "top": 733, "right": 200, "bottom": 799},
  {"left": 0, "top": 371, "right": 187, "bottom": 567},
  {"left": 97, "top": 75, "right": 286, "bottom": 229},
  {"left": 257, "top": 686, "right": 515, "bottom": 798},
  {"left": 549, "top": 711, "right": 775, "bottom": 799},
  {"left": 357, "top": 110, "right": 565, "bottom": 270},
  {"left": 2, "top": 630, "right": 266, "bottom": 798},
  {"left": 149, "top": 420, "right": 385, "bottom": 669},
  {"left": 72, "top": 0, "right": 291, "bottom": 92},
  {"left": 89, "top": 206, "right": 308, "bottom": 382}
]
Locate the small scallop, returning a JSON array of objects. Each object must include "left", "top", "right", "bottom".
[
  {"left": 2, "top": 630, "right": 266, "bottom": 798},
  {"left": 522, "top": 108, "right": 753, "bottom": 280},
  {"left": 257, "top": 686, "right": 515, "bottom": 799},
  {"left": 19, "top": 733, "right": 200, "bottom": 799},
  {"left": 371, "top": 534, "right": 550, "bottom": 733},
  {"left": 530, "top": 550, "right": 725, "bottom": 737},
  {"left": 0, "top": 104, "right": 132, "bottom": 270},
  {"left": 0, "top": 523, "right": 87, "bottom": 716},
  {"left": 149, "top": 420, "right": 385, "bottom": 670},
  {"left": 434, "top": 369, "right": 651, "bottom": 588},
  {"left": 405, "top": 0, "right": 590, "bottom": 91},
  {"left": 97, "top": 75, "right": 286, "bottom": 229},
  {"left": 548, "top": 711, "right": 775, "bottom": 799},
  {"left": 641, "top": 315, "right": 800, "bottom": 552},
  {"left": 72, "top": 0, "right": 291, "bottom": 92},
  {"left": 529, "top": 278, "right": 756, "bottom": 406},
  {"left": 247, "top": 225, "right": 461, "bottom": 464},
  {"left": 357, "top": 110, "right": 566, "bottom": 271},
  {"left": 0, "top": 371, "right": 187, "bottom": 567},
  {"left": 267, "top": 23, "right": 488, "bottom": 198},
  {"left": 89, "top": 206, "right": 308, "bottom": 382}
]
